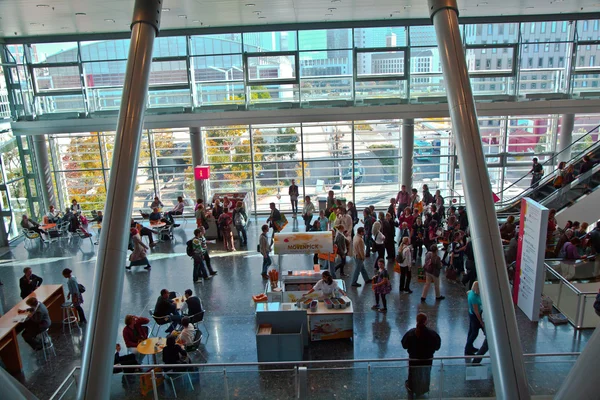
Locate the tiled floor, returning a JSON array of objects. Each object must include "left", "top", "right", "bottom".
[{"left": 0, "top": 217, "right": 593, "bottom": 399}]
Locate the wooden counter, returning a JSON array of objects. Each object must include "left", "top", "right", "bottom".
[{"left": 0, "top": 285, "right": 65, "bottom": 373}]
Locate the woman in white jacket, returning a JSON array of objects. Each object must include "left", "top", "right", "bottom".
[{"left": 398, "top": 237, "right": 413, "bottom": 293}]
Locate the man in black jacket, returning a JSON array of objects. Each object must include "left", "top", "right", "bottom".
[
  {"left": 19, "top": 267, "right": 43, "bottom": 299},
  {"left": 180, "top": 289, "right": 204, "bottom": 318},
  {"left": 154, "top": 289, "right": 181, "bottom": 333},
  {"left": 19, "top": 297, "right": 51, "bottom": 350}
]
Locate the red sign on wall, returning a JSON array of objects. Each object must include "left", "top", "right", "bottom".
[{"left": 194, "top": 165, "right": 210, "bottom": 180}]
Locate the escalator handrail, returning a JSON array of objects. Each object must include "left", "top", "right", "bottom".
[
  {"left": 495, "top": 124, "right": 600, "bottom": 199},
  {"left": 494, "top": 126, "right": 600, "bottom": 208}
]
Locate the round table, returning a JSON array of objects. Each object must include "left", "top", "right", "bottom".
[
  {"left": 137, "top": 337, "right": 166, "bottom": 363},
  {"left": 149, "top": 221, "right": 166, "bottom": 228},
  {"left": 39, "top": 223, "right": 56, "bottom": 231},
  {"left": 173, "top": 297, "right": 185, "bottom": 310}
]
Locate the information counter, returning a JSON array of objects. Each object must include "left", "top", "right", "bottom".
[{"left": 265, "top": 270, "right": 345, "bottom": 303}]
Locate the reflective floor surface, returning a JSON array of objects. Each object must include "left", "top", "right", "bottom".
[{"left": 0, "top": 217, "right": 593, "bottom": 399}]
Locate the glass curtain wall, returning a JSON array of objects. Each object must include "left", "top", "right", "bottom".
[
  {"left": 41, "top": 113, "right": 599, "bottom": 215},
  {"left": 3, "top": 18, "right": 600, "bottom": 118}
]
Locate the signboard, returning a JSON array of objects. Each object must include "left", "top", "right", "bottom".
[
  {"left": 309, "top": 314, "right": 353, "bottom": 341},
  {"left": 194, "top": 165, "right": 210, "bottom": 180},
  {"left": 273, "top": 231, "right": 333, "bottom": 255},
  {"left": 513, "top": 197, "right": 549, "bottom": 322}
]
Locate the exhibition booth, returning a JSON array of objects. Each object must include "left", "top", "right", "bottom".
[{"left": 254, "top": 231, "right": 355, "bottom": 361}]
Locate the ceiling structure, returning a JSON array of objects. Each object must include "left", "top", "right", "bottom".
[{"left": 0, "top": 0, "right": 598, "bottom": 39}]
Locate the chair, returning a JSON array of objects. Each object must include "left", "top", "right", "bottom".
[
  {"left": 91, "top": 210, "right": 98, "bottom": 219},
  {"left": 75, "top": 229, "right": 94, "bottom": 246},
  {"left": 188, "top": 311, "right": 210, "bottom": 342},
  {"left": 57, "top": 221, "right": 71, "bottom": 239},
  {"left": 164, "top": 369, "right": 194, "bottom": 398},
  {"left": 39, "top": 328, "right": 56, "bottom": 361},
  {"left": 22, "top": 229, "right": 41, "bottom": 247},
  {"left": 149, "top": 310, "right": 171, "bottom": 337},
  {"left": 157, "top": 225, "right": 173, "bottom": 242},
  {"left": 62, "top": 302, "right": 81, "bottom": 334},
  {"left": 184, "top": 329, "right": 207, "bottom": 362}
]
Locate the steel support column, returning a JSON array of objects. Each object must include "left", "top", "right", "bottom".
[
  {"left": 555, "top": 322, "right": 600, "bottom": 400},
  {"left": 557, "top": 114, "right": 575, "bottom": 164},
  {"left": 190, "top": 127, "right": 206, "bottom": 201},
  {"left": 428, "top": 1, "right": 530, "bottom": 399},
  {"left": 401, "top": 118, "right": 414, "bottom": 189},
  {"left": 31, "top": 134, "right": 56, "bottom": 210},
  {"left": 77, "top": 1, "right": 161, "bottom": 399}
]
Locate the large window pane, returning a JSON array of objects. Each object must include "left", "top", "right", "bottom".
[
  {"left": 463, "top": 23, "right": 519, "bottom": 45},
  {"left": 506, "top": 116, "right": 556, "bottom": 155},
  {"left": 34, "top": 66, "right": 81, "bottom": 91},
  {"left": 33, "top": 42, "right": 79, "bottom": 63},
  {"left": 152, "top": 37, "right": 187, "bottom": 57},
  {"left": 244, "top": 31, "right": 298, "bottom": 52},
  {"left": 83, "top": 61, "right": 127, "bottom": 87},
  {"left": 190, "top": 34, "right": 243, "bottom": 55},
  {"left": 80, "top": 39, "right": 130, "bottom": 61},
  {"left": 247, "top": 54, "right": 296, "bottom": 82},
  {"left": 357, "top": 50, "right": 405, "bottom": 78},
  {"left": 354, "top": 27, "right": 407, "bottom": 47},
  {"left": 149, "top": 60, "right": 188, "bottom": 86}
]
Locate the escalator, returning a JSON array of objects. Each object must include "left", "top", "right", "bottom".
[{"left": 493, "top": 125, "right": 600, "bottom": 219}]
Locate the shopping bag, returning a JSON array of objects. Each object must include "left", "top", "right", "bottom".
[
  {"left": 394, "top": 262, "right": 401, "bottom": 274},
  {"left": 140, "top": 368, "right": 164, "bottom": 396},
  {"left": 274, "top": 214, "right": 288, "bottom": 232}
]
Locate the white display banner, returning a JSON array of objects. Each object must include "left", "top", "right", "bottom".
[
  {"left": 515, "top": 198, "right": 549, "bottom": 322},
  {"left": 273, "top": 231, "right": 333, "bottom": 254}
]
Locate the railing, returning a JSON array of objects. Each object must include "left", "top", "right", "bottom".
[
  {"left": 50, "top": 353, "right": 580, "bottom": 400},
  {"left": 544, "top": 262, "right": 599, "bottom": 329},
  {"left": 492, "top": 123, "right": 600, "bottom": 209}
]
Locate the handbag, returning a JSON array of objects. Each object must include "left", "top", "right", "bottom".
[
  {"left": 78, "top": 283, "right": 86, "bottom": 293},
  {"left": 393, "top": 262, "right": 401, "bottom": 274},
  {"left": 445, "top": 267, "right": 457, "bottom": 281},
  {"left": 273, "top": 214, "right": 288, "bottom": 232}
]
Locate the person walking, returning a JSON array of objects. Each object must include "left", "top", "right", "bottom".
[
  {"left": 398, "top": 237, "right": 413, "bottom": 294},
  {"left": 464, "top": 281, "right": 488, "bottom": 363},
  {"left": 289, "top": 179, "right": 299, "bottom": 216},
  {"left": 401, "top": 313, "right": 441, "bottom": 398},
  {"left": 382, "top": 212, "right": 396, "bottom": 260},
  {"left": 372, "top": 221, "right": 386, "bottom": 271},
  {"left": 188, "top": 229, "right": 216, "bottom": 283},
  {"left": 62, "top": 268, "right": 87, "bottom": 325},
  {"left": 421, "top": 245, "right": 445, "bottom": 302},
  {"left": 334, "top": 224, "right": 349, "bottom": 277},
  {"left": 395, "top": 185, "right": 410, "bottom": 219},
  {"left": 362, "top": 208, "right": 376, "bottom": 257},
  {"left": 218, "top": 212, "right": 236, "bottom": 251},
  {"left": 302, "top": 195, "right": 315, "bottom": 231},
  {"left": 126, "top": 228, "right": 151, "bottom": 270},
  {"left": 530, "top": 157, "right": 544, "bottom": 188},
  {"left": 267, "top": 202, "right": 282, "bottom": 241},
  {"left": 197, "top": 226, "right": 216, "bottom": 276},
  {"left": 259, "top": 224, "right": 272, "bottom": 279},
  {"left": 351, "top": 227, "right": 371, "bottom": 287},
  {"left": 232, "top": 201, "right": 248, "bottom": 246},
  {"left": 371, "top": 258, "right": 391, "bottom": 313},
  {"left": 461, "top": 239, "right": 477, "bottom": 289}
]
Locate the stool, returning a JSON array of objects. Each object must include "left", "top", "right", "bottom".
[
  {"left": 62, "top": 302, "right": 80, "bottom": 334},
  {"left": 39, "top": 329, "right": 56, "bottom": 361}
]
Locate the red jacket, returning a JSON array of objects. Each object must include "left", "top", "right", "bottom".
[{"left": 122, "top": 317, "right": 150, "bottom": 348}]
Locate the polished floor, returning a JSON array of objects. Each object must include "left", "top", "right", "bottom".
[{"left": 0, "top": 217, "right": 593, "bottom": 399}]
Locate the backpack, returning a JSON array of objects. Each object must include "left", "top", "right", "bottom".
[
  {"left": 234, "top": 211, "right": 245, "bottom": 227},
  {"left": 395, "top": 246, "right": 405, "bottom": 264},
  {"left": 78, "top": 283, "right": 86, "bottom": 294},
  {"left": 186, "top": 240, "right": 194, "bottom": 257}
]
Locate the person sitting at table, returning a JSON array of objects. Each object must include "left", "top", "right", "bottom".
[
  {"left": 21, "top": 215, "right": 45, "bottom": 237},
  {"left": 154, "top": 288, "right": 182, "bottom": 334},
  {"left": 91, "top": 210, "right": 103, "bottom": 224},
  {"left": 127, "top": 228, "right": 152, "bottom": 270},
  {"left": 122, "top": 314, "right": 150, "bottom": 362},
  {"left": 149, "top": 207, "right": 163, "bottom": 223},
  {"left": 113, "top": 343, "right": 140, "bottom": 375},
  {"left": 71, "top": 199, "right": 82, "bottom": 215},
  {"left": 178, "top": 317, "right": 196, "bottom": 346},
  {"left": 19, "top": 267, "right": 43, "bottom": 299},
  {"left": 130, "top": 219, "right": 157, "bottom": 248},
  {"left": 162, "top": 334, "right": 191, "bottom": 371},
  {"left": 18, "top": 297, "right": 51, "bottom": 351},
  {"left": 304, "top": 271, "right": 346, "bottom": 297},
  {"left": 165, "top": 196, "right": 185, "bottom": 227},
  {"left": 150, "top": 196, "right": 164, "bottom": 210},
  {"left": 180, "top": 289, "right": 204, "bottom": 317},
  {"left": 46, "top": 205, "right": 61, "bottom": 223}
]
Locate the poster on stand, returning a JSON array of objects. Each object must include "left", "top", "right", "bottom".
[
  {"left": 309, "top": 314, "right": 353, "bottom": 341},
  {"left": 274, "top": 231, "right": 333, "bottom": 254},
  {"left": 512, "top": 197, "right": 549, "bottom": 322}
]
